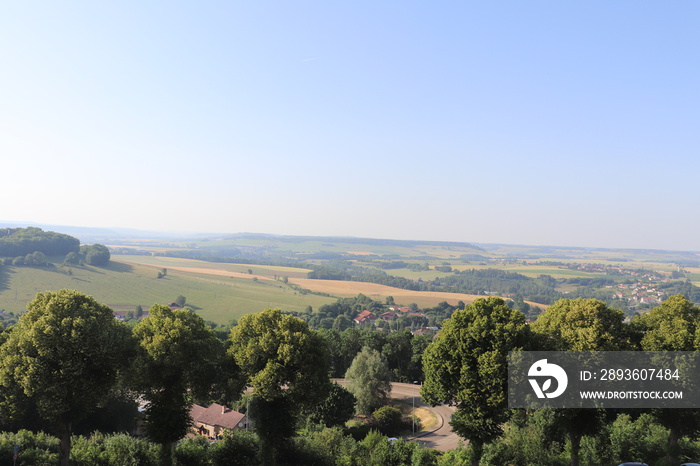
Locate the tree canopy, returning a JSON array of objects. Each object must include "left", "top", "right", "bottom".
[
  {"left": 130, "top": 304, "right": 224, "bottom": 464},
  {"left": 421, "top": 297, "right": 529, "bottom": 465},
  {"left": 0, "top": 227, "right": 79, "bottom": 257},
  {"left": 344, "top": 346, "right": 392, "bottom": 415},
  {"left": 80, "top": 244, "right": 111, "bottom": 266},
  {"left": 531, "top": 298, "right": 629, "bottom": 351},
  {"left": 530, "top": 298, "right": 627, "bottom": 466},
  {"left": 228, "top": 309, "right": 328, "bottom": 405},
  {"left": 228, "top": 309, "right": 329, "bottom": 464},
  {"left": 0, "top": 289, "right": 133, "bottom": 466},
  {"left": 636, "top": 295, "right": 700, "bottom": 463}
]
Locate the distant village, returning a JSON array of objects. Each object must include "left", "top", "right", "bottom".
[{"left": 352, "top": 306, "right": 439, "bottom": 338}]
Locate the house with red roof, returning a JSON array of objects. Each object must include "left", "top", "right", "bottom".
[
  {"left": 190, "top": 403, "right": 248, "bottom": 440},
  {"left": 353, "top": 310, "right": 377, "bottom": 326}
]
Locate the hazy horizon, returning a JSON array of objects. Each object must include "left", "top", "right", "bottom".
[
  {"left": 2, "top": 2, "right": 698, "bottom": 251},
  {"left": 2, "top": 220, "right": 699, "bottom": 254}
]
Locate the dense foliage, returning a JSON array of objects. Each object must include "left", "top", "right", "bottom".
[
  {"left": 307, "top": 262, "right": 700, "bottom": 310},
  {"left": 0, "top": 227, "right": 79, "bottom": 257},
  {"left": 130, "top": 305, "right": 224, "bottom": 462},
  {"left": 0, "top": 290, "right": 133, "bottom": 465},
  {"left": 2, "top": 290, "right": 700, "bottom": 465},
  {"left": 79, "top": 244, "right": 111, "bottom": 266}
]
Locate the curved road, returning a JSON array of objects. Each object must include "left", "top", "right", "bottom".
[{"left": 334, "top": 379, "right": 460, "bottom": 451}]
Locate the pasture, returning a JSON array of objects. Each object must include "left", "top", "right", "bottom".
[
  {"left": 0, "top": 259, "right": 335, "bottom": 324},
  {"left": 117, "top": 256, "right": 518, "bottom": 310}
]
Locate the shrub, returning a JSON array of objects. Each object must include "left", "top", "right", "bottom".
[
  {"left": 0, "top": 430, "right": 60, "bottom": 465},
  {"left": 174, "top": 436, "right": 211, "bottom": 465},
  {"left": 372, "top": 406, "right": 409, "bottom": 437},
  {"left": 103, "top": 433, "right": 159, "bottom": 466},
  {"left": 71, "top": 433, "right": 109, "bottom": 465},
  {"left": 210, "top": 431, "right": 260, "bottom": 466}
]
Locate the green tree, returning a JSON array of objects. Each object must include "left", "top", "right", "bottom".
[
  {"left": 131, "top": 305, "right": 223, "bottom": 465},
  {"left": 306, "top": 381, "right": 356, "bottom": 428},
  {"left": 421, "top": 297, "right": 529, "bottom": 466},
  {"left": 81, "top": 244, "right": 110, "bottom": 266},
  {"left": 382, "top": 330, "right": 413, "bottom": 382},
  {"left": 24, "top": 251, "right": 47, "bottom": 266},
  {"left": 332, "top": 314, "right": 352, "bottom": 332},
  {"left": 372, "top": 405, "right": 405, "bottom": 437},
  {"left": 0, "top": 290, "right": 133, "bottom": 466},
  {"left": 637, "top": 295, "right": 700, "bottom": 464},
  {"left": 63, "top": 251, "right": 81, "bottom": 266},
  {"left": 228, "top": 309, "right": 329, "bottom": 464},
  {"left": 639, "top": 294, "right": 700, "bottom": 351},
  {"left": 531, "top": 298, "right": 628, "bottom": 466},
  {"left": 0, "top": 227, "right": 79, "bottom": 257},
  {"left": 531, "top": 297, "right": 630, "bottom": 351},
  {"left": 174, "top": 295, "right": 186, "bottom": 307},
  {"left": 210, "top": 430, "right": 260, "bottom": 465},
  {"left": 344, "top": 346, "right": 392, "bottom": 415}
]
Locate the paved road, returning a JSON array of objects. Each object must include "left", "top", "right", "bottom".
[
  {"left": 389, "top": 382, "right": 460, "bottom": 451},
  {"left": 334, "top": 379, "right": 461, "bottom": 451}
]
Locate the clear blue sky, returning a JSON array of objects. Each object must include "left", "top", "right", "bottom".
[{"left": 2, "top": 2, "right": 698, "bottom": 250}]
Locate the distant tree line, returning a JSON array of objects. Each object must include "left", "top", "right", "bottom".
[
  {"left": 0, "top": 228, "right": 110, "bottom": 268},
  {"left": 0, "top": 227, "right": 79, "bottom": 257},
  {"left": 3, "top": 251, "right": 49, "bottom": 267},
  {"left": 307, "top": 263, "right": 700, "bottom": 309}
]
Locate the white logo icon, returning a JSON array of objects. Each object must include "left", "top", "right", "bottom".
[{"left": 528, "top": 359, "right": 568, "bottom": 399}]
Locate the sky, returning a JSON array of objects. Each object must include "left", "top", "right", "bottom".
[{"left": 1, "top": 2, "right": 698, "bottom": 251}]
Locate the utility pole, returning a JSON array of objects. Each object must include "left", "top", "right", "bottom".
[{"left": 412, "top": 380, "right": 419, "bottom": 435}]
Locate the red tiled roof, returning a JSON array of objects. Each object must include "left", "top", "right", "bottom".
[
  {"left": 354, "top": 310, "right": 377, "bottom": 323},
  {"left": 190, "top": 403, "right": 245, "bottom": 430}
]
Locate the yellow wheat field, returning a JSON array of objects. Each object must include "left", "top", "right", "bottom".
[{"left": 125, "top": 260, "right": 544, "bottom": 309}]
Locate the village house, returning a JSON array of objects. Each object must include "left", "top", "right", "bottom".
[
  {"left": 190, "top": 403, "right": 247, "bottom": 440},
  {"left": 353, "top": 310, "right": 377, "bottom": 326}
]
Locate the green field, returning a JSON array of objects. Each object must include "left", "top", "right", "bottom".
[
  {"left": 163, "top": 235, "right": 487, "bottom": 260},
  {"left": 3, "top": 232, "right": 696, "bottom": 325},
  {"left": 115, "top": 255, "right": 312, "bottom": 279},
  {"left": 0, "top": 259, "right": 335, "bottom": 324},
  {"left": 355, "top": 263, "right": 625, "bottom": 281}
]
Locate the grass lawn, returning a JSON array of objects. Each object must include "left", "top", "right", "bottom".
[
  {"left": 0, "top": 259, "right": 335, "bottom": 324},
  {"left": 390, "top": 399, "right": 438, "bottom": 433}
]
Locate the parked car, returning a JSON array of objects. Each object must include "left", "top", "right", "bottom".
[
  {"left": 617, "top": 463, "right": 648, "bottom": 466},
  {"left": 680, "top": 463, "right": 700, "bottom": 466}
]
